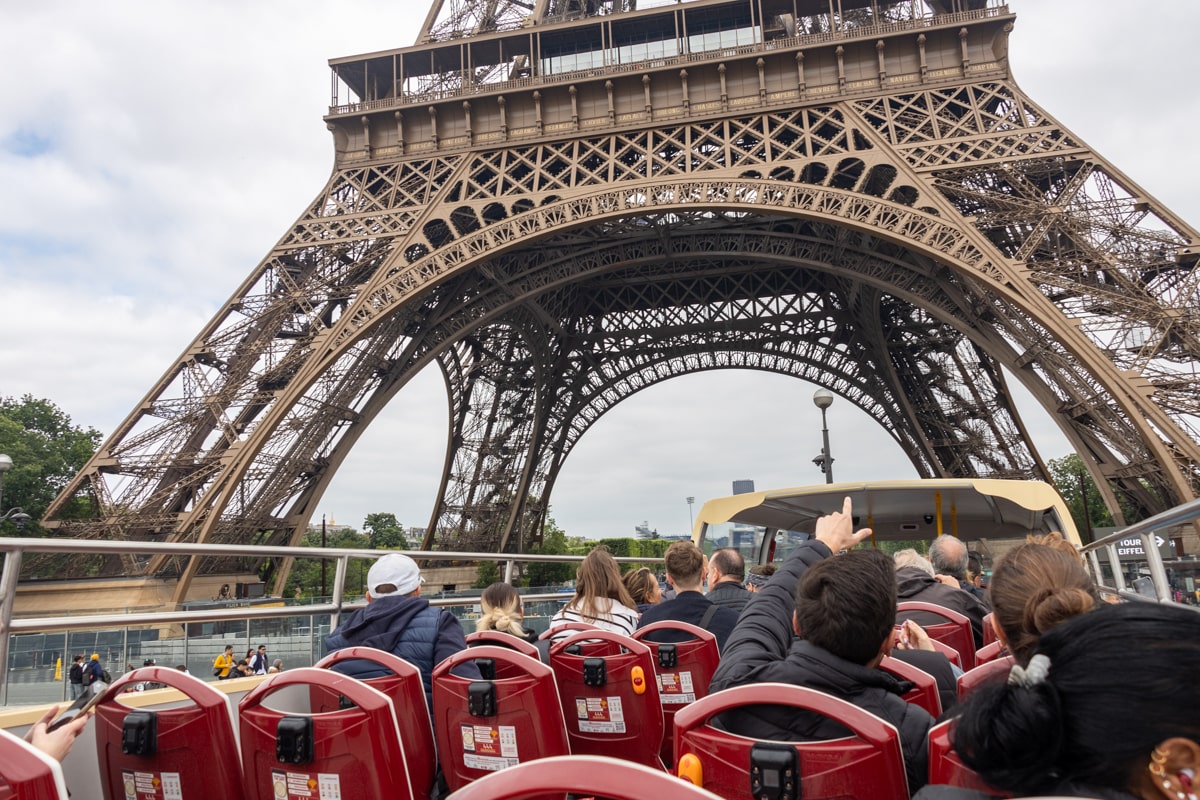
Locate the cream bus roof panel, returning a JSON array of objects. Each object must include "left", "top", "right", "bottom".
[{"left": 692, "top": 479, "right": 1079, "bottom": 545}]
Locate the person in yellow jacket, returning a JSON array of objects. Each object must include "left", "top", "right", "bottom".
[{"left": 212, "top": 644, "right": 235, "bottom": 679}]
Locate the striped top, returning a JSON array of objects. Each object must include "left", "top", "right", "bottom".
[{"left": 548, "top": 597, "right": 641, "bottom": 640}]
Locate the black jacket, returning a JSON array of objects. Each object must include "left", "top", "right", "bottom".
[
  {"left": 636, "top": 590, "right": 739, "bottom": 652},
  {"left": 895, "top": 567, "right": 989, "bottom": 649},
  {"left": 704, "top": 580, "right": 750, "bottom": 613},
  {"left": 890, "top": 647, "right": 958, "bottom": 717},
  {"left": 710, "top": 540, "right": 932, "bottom": 792}
]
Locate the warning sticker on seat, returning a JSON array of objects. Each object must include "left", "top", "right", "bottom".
[
  {"left": 574, "top": 696, "right": 626, "bottom": 733},
  {"left": 461, "top": 723, "right": 520, "bottom": 770},
  {"left": 269, "top": 769, "right": 342, "bottom": 800},
  {"left": 657, "top": 670, "right": 696, "bottom": 704},
  {"left": 121, "top": 770, "right": 182, "bottom": 800}
]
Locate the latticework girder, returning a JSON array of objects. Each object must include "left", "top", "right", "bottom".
[{"left": 40, "top": 2, "right": 1200, "bottom": 592}]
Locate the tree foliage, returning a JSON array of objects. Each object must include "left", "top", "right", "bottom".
[
  {"left": 474, "top": 560, "right": 501, "bottom": 589},
  {"left": 284, "top": 526, "right": 369, "bottom": 599},
  {"left": 0, "top": 396, "right": 102, "bottom": 534},
  {"left": 363, "top": 512, "right": 408, "bottom": 550},
  {"left": 525, "top": 517, "right": 573, "bottom": 587},
  {"left": 1046, "top": 453, "right": 1132, "bottom": 539}
]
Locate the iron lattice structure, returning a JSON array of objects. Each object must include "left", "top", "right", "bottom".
[{"left": 43, "top": 0, "right": 1200, "bottom": 598}]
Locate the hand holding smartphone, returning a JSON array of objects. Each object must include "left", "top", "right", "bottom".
[{"left": 48, "top": 691, "right": 103, "bottom": 731}]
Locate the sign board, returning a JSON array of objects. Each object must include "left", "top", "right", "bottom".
[{"left": 1109, "top": 532, "right": 1175, "bottom": 562}]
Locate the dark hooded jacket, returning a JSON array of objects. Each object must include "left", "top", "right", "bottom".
[
  {"left": 710, "top": 539, "right": 933, "bottom": 792},
  {"left": 324, "top": 594, "right": 479, "bottom": 710},
  {"left": 895, "top": 566, "right": 989, "bottom": 649}
]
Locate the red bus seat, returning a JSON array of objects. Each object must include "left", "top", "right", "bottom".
[
  {"left": 239, "top": 667, "right": 417, "bottom": 800},
  {"left": 93, "top": 666, "right": 244, "bottom": 800},
  {"left": 878, "top": 655, "right": 942, "bottom": 718},
  {"left": 549, "top": 629, "right": 666, "bottom": 770},
  {"left": 897, "top": 602, "right": 977, "bottom": 671},
  {"left": 466, "top": 630, "right": 542, "bottom": 661},
  {"left": 927, "top": 638, "right": 963, "bottom": 669},
  {"left": 927, "top": 718, "right": 1010, "bottom": 796},
  {"left": 539, "top": 621, "right": 597, "bottom": 643},
  {"left": 311, "top": 646, "right": 436, "bottom": 799},
  {"left": 956, "top": 655, "right": 1014, "bottom": 701},
  {"left": 443, "top": 754, "right": 724, "bottom": 800},
  {"left": 631, "top": 621, "right": 720, "bottom": 768},
  {"left": 674, "top": 683, "right": 910, "bottom": 800},
  {"left": 432, "top": 644, "right": 570, "bottom": 795},
  {"left": 0, "top": 728, "right": 69, "bottom": 800},
  {"left": 974, "top": 640, "right": 1008, "bottom": 666},
  {"left": 982, "top": 613, "right": 999, "bottom": 646}
]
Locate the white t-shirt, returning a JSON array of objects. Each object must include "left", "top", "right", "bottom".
[{"left": 548, "top": 597, "right": 640, "bottom": 640}]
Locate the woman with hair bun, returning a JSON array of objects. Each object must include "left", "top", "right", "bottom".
[
  {"left": 947, "top": 602, "right": 1200, "bottom": 799},
  {"left": 987, "top": 541, "right": 1097, "bottom": 665},
  {"left": 476, "top": 582, "right": 538, "bottom": 643}
]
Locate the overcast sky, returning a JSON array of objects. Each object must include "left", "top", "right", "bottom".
[{"left": 1, "top": 2, "right": 1197, "bottom": 541}]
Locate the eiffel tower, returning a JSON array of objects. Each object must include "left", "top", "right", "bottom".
[{"left": 42, "top": 0, "right": 1200, "bottom": 599}]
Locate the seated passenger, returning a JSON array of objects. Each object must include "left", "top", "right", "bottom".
[
  {"left": 948, "top": 602, "right": 1200, "bottom": 799},
  {"left": 710, "top": 498, "right": 932, "bottom": 792},
  {"left": 744, "top": 563, "right": 776, "bottom": 593},
  {"left": 325, "top": 552, "right": 479, "bottom": 710},
  {"left": 930, "top": 535, "right": 989, "bottom": 606},
  {"left": 705, "top": 547, "right": 751, "bottom": 612},
  {"left": 895, "top": 548, "right": 989, "bottom": 648},
  {"left": 622, "top": 567, "right": 662, "bottom": 615},
  {"left": 476, "top": 581, "right": 539, "bottom": 644},
  {"left": 986, "top": 541, "right": 1097, "bottom": 666},
  {"left": 636, "top": 540, "right": 739, "bottom": 652},
  {"left": 24, "top": 704, "right": 90, "bottom": 763},
  {"left": 547, "top": 547, "right": 640, "bottom": 639}
]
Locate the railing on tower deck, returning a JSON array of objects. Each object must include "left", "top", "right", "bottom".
[
  {"left": 327, "top": 5, "right": 1010, "bottom": 115},
  {"left": 1078, "top": 497, "right": 1200, "bottom": 604},
  {"left": 0, "top": 537, "right": 664, "bottom": 706}
]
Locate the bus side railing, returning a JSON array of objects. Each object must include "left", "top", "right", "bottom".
[{"left": 1078, "top": 497, "right": 1200, "bottom": 604}]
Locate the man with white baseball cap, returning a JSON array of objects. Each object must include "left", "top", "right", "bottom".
[{"left": 324, "top": 552, "right": 478, "bottom": 709}]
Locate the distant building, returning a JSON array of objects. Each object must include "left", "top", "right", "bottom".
[
  {"left": 731, "top": 480, "right": 756, "bottom": 547},
  {"left": 635, "top": 521, "right": 658, "bottom": 539},
  {"left": 732, "top": 479, "right": 755, "bottom": 495}
]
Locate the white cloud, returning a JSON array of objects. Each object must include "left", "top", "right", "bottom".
[{"left": 0, "top": 1, "right": 1194, "bottom": 540}]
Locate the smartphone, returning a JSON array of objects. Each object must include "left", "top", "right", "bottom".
[{"left": 48, "top": 691, "right": 103, "bottom": 731}]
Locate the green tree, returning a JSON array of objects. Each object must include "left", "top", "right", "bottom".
[
  {"left": 284, "top": 526, "right": 369, "bottom": 598},
  {"left": 0, "top": 395, "right": 102, "bottom": 534},
  {"left": 363, "top": 512, "right": 408, "bottom": 549},
  {"left": 1046, "top": 453, "right": 1122, "bottom": 540},
  {"left": 474, "top": 560, "right": 501, "bottom": 589},
  {"left": 525, "top": 517, "right": 574, "bottom": 587}
]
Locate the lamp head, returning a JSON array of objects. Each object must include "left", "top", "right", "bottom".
[
  {"left": 0, "top": 454, "right": 11, "bottom": 474},
  {"left": 10, "top": 512, "right": 31, "bottom": 529},
  {"left": 812, "top": 388, "right": 834, "bottom": 410}
]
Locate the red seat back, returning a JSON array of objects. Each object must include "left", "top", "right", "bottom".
[
  {"left": 239, "top": 667, "right": 417, "bottom": 800},
  {"left": 93, "top": 667, "right": 244, "bottom": 800},
  {"left": 539, "top": 621, "right": 597, "bottom": 641},
  {"left": 974, "top": 640, "right": 1007, "bottom": 666},
  {"left": 312, "top": 647, "right": 436, "bottom": 799},
  {"left": 878, "top": 655, "right": 942, "bottom": 718},
  {"left": 673, "top": 683, "right": 910, "bottom": 800},
  {"left": 927, "top": 719, "right": 1010, "bottom": 796},
  {"left": 549, "top": 629, "right": 666, "bottom": 770},
  {"left": 432, "top": 644, "right": 571, "bottom": 795},
  {"left": 982, "top": 613, "right": 999, "bottom": 646},
  {"left": 0, "top": 728, "right": 69, "bottom": 800},
  {"left": 631, "top": 621, "right": 720, "bottom": 767},
  {"left": 466, "top": 631, "right": 544, "bottom": 671},
  {"left": 956, "top": 655, "right": 1014, "bottom": 701},
  {"left": 897, "top": 602, "right": 976, "bottom": 671},
  {"left": 927, "top": 638, "right": 963, "bottom": 669},
  {"left": 443, "top": 754, "right": 725, "bottom": 800}
]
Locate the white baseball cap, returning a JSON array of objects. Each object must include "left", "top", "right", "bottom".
[{"left": 367, "top": 553, "right": 424, "bottom": 597}]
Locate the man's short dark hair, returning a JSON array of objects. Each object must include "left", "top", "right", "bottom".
[
  {"left": 710, "top": 548, "right": 746, "bottom": 581},
  {"left": 794, "top": 548, "right": 896, "bottom": 665},
  {"left": 664, "top": 540, "right": 706, "bottom": 585}
]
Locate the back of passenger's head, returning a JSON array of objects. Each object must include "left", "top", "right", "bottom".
[
  {"left": 476, "top": 581, "right": 525, "bottom": 636},
  {"left": 893, "top": 548, "right": 935, "bottom": 576},
  {"left": 794, "top": 548, "right": 896, "bottom": 665},
  {"left": 745, "top": 563, "right": 776, "bottom": 590},
  {"left": 622, "top": 567, "right": 658, "bottom": 605},
  {"left": 572, "top": 546, "right": 636, "bottom": 619},
  {"left": 929, "top": 535, "right": 969, "bottom": 579},
  {"left": 665, "top": 540, "right": 706, "bottom": 588},
  {"left": 988, "top": 542, "right": 1095, "bottom": 665},
  {"left": 709, "top": 548, "right": 745, "bottom": 581},
  {"left": 954, "top": 602, "right": 1200, "bottom": 797},
  {"left": 1028, "top": 531, "right": 1085, "bottom": 564}
]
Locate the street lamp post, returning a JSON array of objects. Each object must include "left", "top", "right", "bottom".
[
  {"left": 0, "top": 454, "right": 32, "bottom": 528},
  {"left": 686, "top": 496, "right": 695, "bottom": 534},
  {"left": 811, "top": 389, "right": 835, "bottom": 484}
]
